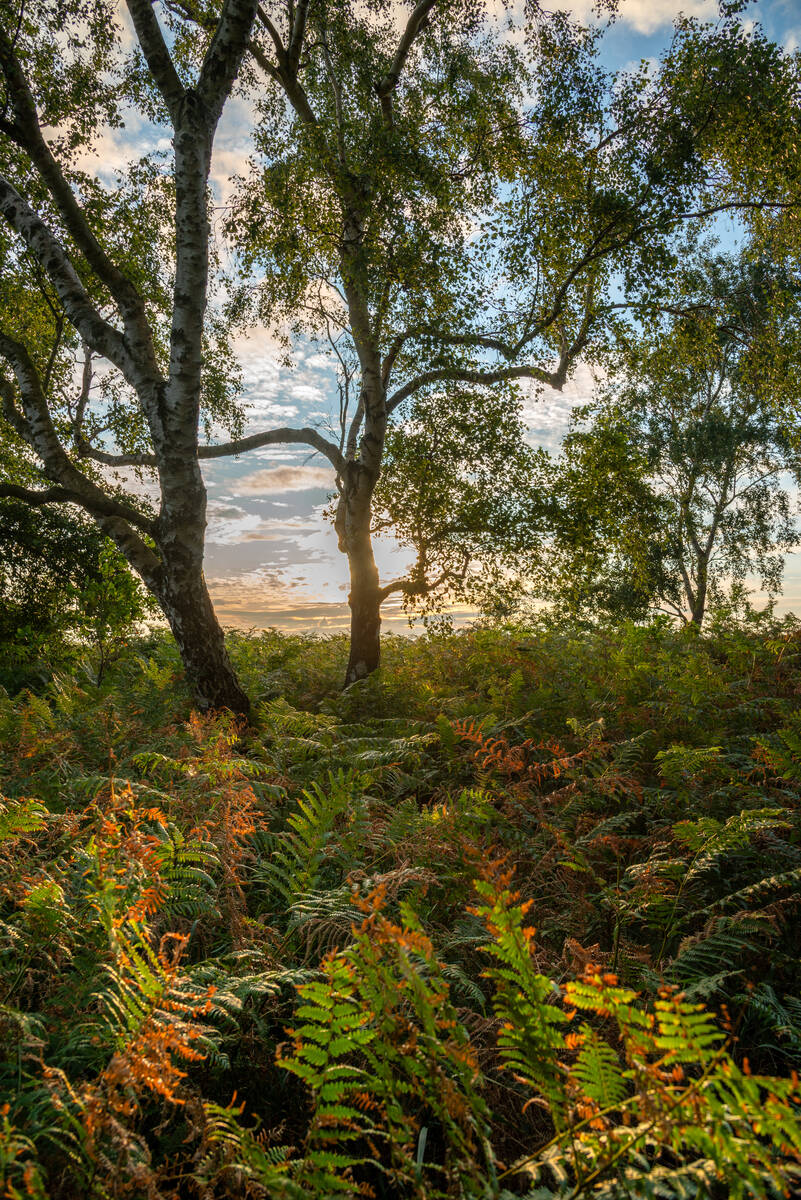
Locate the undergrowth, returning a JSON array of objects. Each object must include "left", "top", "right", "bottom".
[{"left": 1, "top": 617, "right": 800, "bottom": 1197}]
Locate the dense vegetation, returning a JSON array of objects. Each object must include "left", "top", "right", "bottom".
[
  {"left": 2, "top": 2, "right": 801, "bottom": 1197},
  {"left": 2, "top": 620, "right": 801, "bottom": 1198}
]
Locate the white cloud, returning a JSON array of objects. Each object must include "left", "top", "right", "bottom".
[
  {"left": 237, "top": 465, "right": 336, "bottom": 493},
  {"left": 521, "top": 362, "right": 598, "bottom": 451},
  {"left": 555, "top": 0, "right": 717, "bottom": 34},
  {"left": 206, "top": 504, "right": 264, "bottom": 545}
]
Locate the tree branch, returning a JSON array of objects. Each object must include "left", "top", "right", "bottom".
[
  {"left": 0, "top": 476, "right": 162, "bottom": 584},
  {"left": 286, "top": 0, "right": 310, "bottom": 74},
  {"left": 0, "top": 332, "right": 156, "bottom": 537},
  {"left": 375, "top": 0, "right": 438, "bottom": 127},
  {"left": 0, "top": 25, "right": 157, "bottom": 371},
  {"left": 125, "top": 0, "right": 185, "bottom": 119},
  {"left": 0, "top": 176, "right": 137, "bottom": 381},
  {"left": 77, "top": 424, "right": 347, "bottom": 474},
  {"left": 386, "top": 363, "right": 563, "bottom": 414},
  {"left": 378, "top": 556, "right": 466, "bottom": 603},
  {"left": 0, "top": 481, "right": 72, "bottom": 506},
  {"left": 197, "top": 0, "right": 260, "bottom": 129}
]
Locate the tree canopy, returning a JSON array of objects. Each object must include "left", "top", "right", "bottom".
[
  {"left": 543, "top": 251, "right": 801, "bottom": 626},
  {"left": 0, "top": 0, "right": 800, "bottom": 704},
  {"left": 220, "top": 0, "right": 801, "bottom": 678}
]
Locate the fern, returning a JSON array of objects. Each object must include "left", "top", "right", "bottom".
[
  {"left": 194, "top": 1100, "right": 296, "bottom": 1197},
  {"left": 280, "top": 949, "right": 378, "bottom": 1192},
  {"left": 268, "top": 770, "right": 356, "bottom": 906},
  {"left": 755, "top": 721, "right": 801, "bottom": 781},
  {"left": 285, "top": 885, "right": 360, "bottom": 960},
  {"left": 475, "top": 872, "right": 801, "bottom": 1200},
  {"left": 472, "top": 875, "right": 568, "bottom": 1122},
  {"left": 156, "top": 823, "right": 219, "bottom": 918},
  {"left": 665, "top": 914, "right": 769, "bottom": 997},
  {"left": 673, "top": 808, "right": 788, "bottom": 880},
  {"left": 571, "top": 1030, "right": 628, "bottom": 1110},
  {"left": 702, "top": 862, "right": 801, "bottom": 914},
  {"left": 0, "top": 1104, "right": 48, "bottom": 1199},
  {"left": 655, "top": 744, "right": 722, "bottom": 788},
  {"left": 281, "top": 891, "right": 495, "bottom": 1196},
  {"left": 0, "top": 796, "right": 47, "bottom": 844},
  {"left": 95, "top": 926, "right": 212, "bottom": 1106}
]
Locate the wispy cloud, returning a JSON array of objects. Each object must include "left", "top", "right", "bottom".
[{"left": 237, "top": 465, "right": 336, "bottom": 493}]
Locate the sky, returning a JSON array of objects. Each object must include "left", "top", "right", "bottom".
[{"left": 110, "top": 0, "right": 801, "bottom": 633}]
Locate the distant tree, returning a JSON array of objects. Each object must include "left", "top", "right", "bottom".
[{"left": 544, "top": 254, "right": 801, "bottom": 627}]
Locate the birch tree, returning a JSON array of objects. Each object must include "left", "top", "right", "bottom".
[
  {"left": 0, "top": 0, "right": 258, "bottom": 712},
  {"left": 2, "top": 1, "right": 798, "bottom": 706},
  {"left": 213, "top": 0, "right": 800, "bottom": 683}
]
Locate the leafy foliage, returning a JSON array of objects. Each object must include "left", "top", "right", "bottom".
[
  {"left": 541, "top": 251, "right": 801, "bottom": 627},
  {"left": 0, "top": 499, "right": 154, "bottom": 691},
  {"left": 2, "top": 619, "right": 801, "bottom": 1196}
]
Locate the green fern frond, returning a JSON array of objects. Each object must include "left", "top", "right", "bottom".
[
  {"left": 0, "top": 795, "right": 47, "bottom": 843},
  {"left": 655, "top": 745, "right": 722, "bottom": 788},
  {"left": 571, "top": 1028, "right": 629, "bottom": 1109},
  {"left": 156, "top": 825, "right": 219, "bottom": 918},
  {"left": 268, "top": 771, "right": 356, "bottom": 906},
  {"left": 473, "top": 878, "right": 568, "bottom": 1121},
  {"left": 703, "top": 863, "right": 801, "bottom": 914}
]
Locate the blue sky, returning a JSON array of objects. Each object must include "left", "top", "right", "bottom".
[{"left": 101, "top": 0, "right": 801, "bottom": 632}]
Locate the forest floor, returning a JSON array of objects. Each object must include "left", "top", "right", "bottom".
[{"left": 2, "top": 619, "right": 801, "bottom": 1198}]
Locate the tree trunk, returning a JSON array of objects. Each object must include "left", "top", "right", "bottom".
[
  {"left": 336, "top": 463, "right": 383, "bottom": 686},
  {"left": 690, "top": 559, "right": 708, "bottom": 628},
  {"left": 157, "top": 564, "right": 250, "bottom": 715},
  {"left": 345, "top": 533, "right": 382, "bottom": 685}
]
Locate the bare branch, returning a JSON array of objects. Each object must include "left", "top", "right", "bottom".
[
  {"left": 0, "top": 480, "right": 82, "bottom": 505},
  {"left": 256, "top": 4, "right": 289, "bottom": 63},
  {"left": 345, "top": 391, "right": 365, "bottom": 461},
  {"left": 77, "top": 424, "right": 347, "bottom": 474},
  {"left": 381, "top": 333, "right": 406, "bottom": 386},
  {"left": 73, "top": 345, "right": 93, "bottom": 436},
  {"left": 321, "top": 28, "right": 347, "bottom": 166}
]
